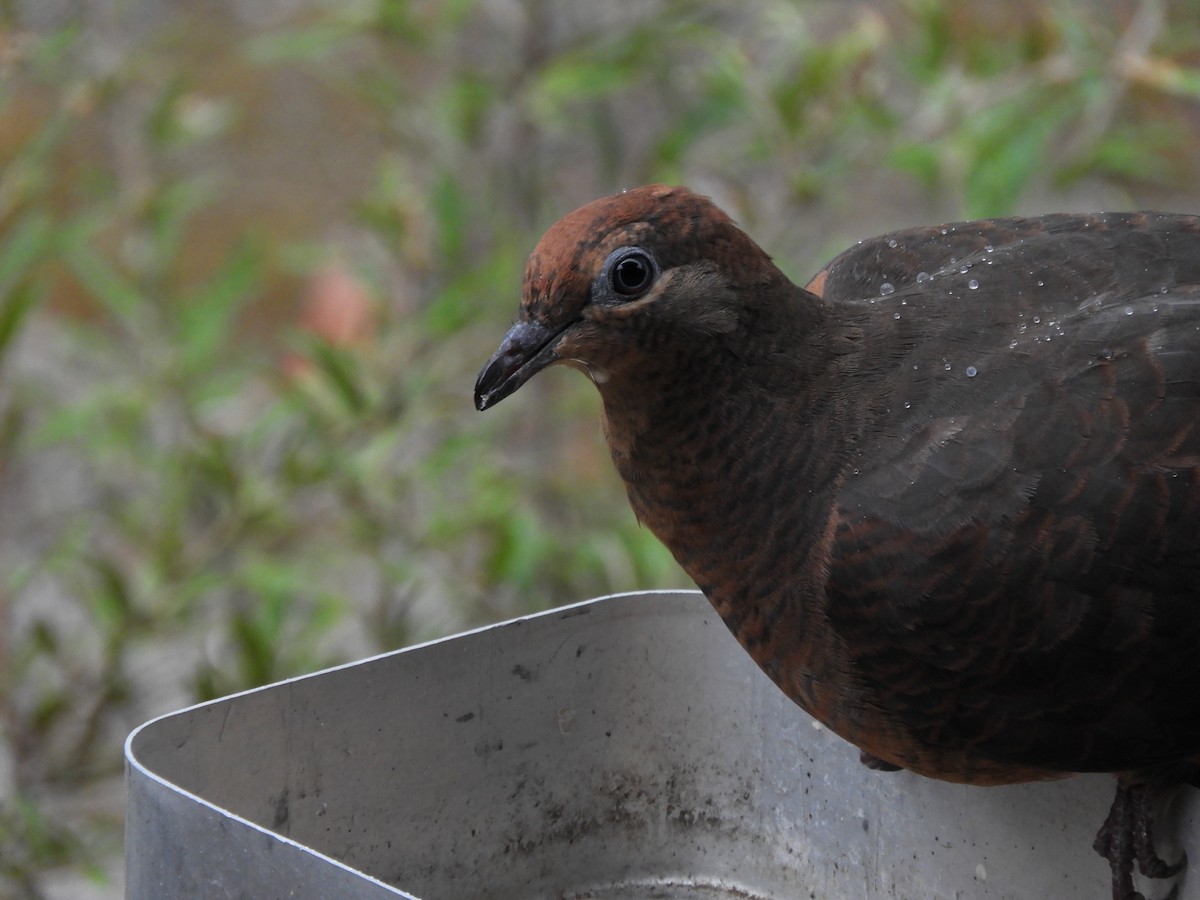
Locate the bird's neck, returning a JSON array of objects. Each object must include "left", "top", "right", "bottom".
[
  {"left": 594, "top": 325, "right": 863, "bottom": 727},
  {"left": 594, "top": 294, "right": 858, "bottom": 597}
]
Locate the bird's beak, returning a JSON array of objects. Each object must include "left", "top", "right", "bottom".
[{"left": 474, "top": 318, "right": 563, "bottom": 411}]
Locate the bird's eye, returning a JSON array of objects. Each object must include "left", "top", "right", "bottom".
[{"left": 607, "top": 248, "right": 657, "bottom": 298}]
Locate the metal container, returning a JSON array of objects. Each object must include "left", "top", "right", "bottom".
[{"left": 126, "top": 590, "right": 1198, "bottom": 899}]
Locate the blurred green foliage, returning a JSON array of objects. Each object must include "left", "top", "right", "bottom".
[{"left": 0, "top": 0, "right": 1198, "bottom": 895}]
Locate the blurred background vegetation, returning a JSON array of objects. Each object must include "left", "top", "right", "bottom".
[{"left": 1, "top": 0, "right": 1198, "bottom": 896}]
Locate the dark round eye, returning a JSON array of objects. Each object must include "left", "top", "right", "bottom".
[{"left": 609, "top": 249, "right": 656, "bottom": 297}]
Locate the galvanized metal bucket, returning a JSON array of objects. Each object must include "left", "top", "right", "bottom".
[{"left": 125, "top": 590, "right": 1198, "bottom": 899}]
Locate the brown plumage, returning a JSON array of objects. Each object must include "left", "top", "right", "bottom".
[{"left": 474, "top": 184, "right": 1200, "bottom": 900}]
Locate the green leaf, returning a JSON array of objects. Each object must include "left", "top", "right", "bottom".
[
  {"left": 905, "top": 0, "right": 953, "bottom": 80},
  {"left": 177, "top": 240, "right": 263, "bottom": 370},
  {"left": 485, "top": 507, "right": 546, "bottom": 589},
  {"left": 231, "top": 609, "right": 275, "bottom": 686},
  {"left": 533, "top": 55, "right": 638, "bottom": 108},
  {"left": 432, "top": 170, "right": 468, "bottom": 266},
  {"left": 0, "top": 282, "right": 40, "bottom": 363},
  {"left": 61, "top": 235, "right": 143, "bottom": 326},
  {"left": 527, "top": 27, "right": 662, "bottom": 123},
  {"left": 245, "top": 22, "right": 360, "bottom": 64},
  {"left": 889, "top": 142, "right": 943, "bottom": 192},
  {"left": 422, "top": 242, "right": 521, "bottom": 337},
  {"left": 86, "top": 556, "right": 135, "bottom": 630},
  {"left": 1058, "top": 122, "right": 1180, "bottom": 186},
  {"left": 961, "top": 92, "right": 1074, "bottom": 216},
  {"left": 653, "top": 47, "right": 746, "bottom": 168},
  {"left": 0, "top": 210, "right": 53, "bottom": 293},
  {"left": 444, "top": 74, "right": 497, "bottom": 144},
  {"left": 307, "top": 338, "right": 369, "bottom": 414},
  {"left": 144, "top": 177, "right": 212, "bottom": 270},
  {"left": 1142, "top": 61, "right": 1200, "bottom": 99}
]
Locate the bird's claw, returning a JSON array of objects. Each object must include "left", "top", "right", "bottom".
[{"left": 1094, "top": 777, "right": 1187, "bottom": 900}]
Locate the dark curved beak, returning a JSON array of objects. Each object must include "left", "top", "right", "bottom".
[{"left": 474, "top": 319, "right": 562, "bottom": 411}]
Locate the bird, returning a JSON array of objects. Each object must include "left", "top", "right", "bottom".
[{"left": 474, "top": 184, "right": 1200, "bottom": 900}]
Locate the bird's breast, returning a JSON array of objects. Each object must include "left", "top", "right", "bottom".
[{"left": 601, "top": 388, "right": 887, "bottom": 737}]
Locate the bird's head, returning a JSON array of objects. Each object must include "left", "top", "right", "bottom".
[{"left": 474, "top": 184, "right": 791, "bottom": 411}]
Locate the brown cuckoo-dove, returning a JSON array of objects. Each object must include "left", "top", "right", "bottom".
[{"left": 474, "top": 184, "right": 1200, "bottom": 900}]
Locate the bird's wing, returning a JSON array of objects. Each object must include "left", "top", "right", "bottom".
[
  {"left": 806, "top": 211, "right": 1200, "bottom": 307},
  {"left": 817, "top": 217, "right": 1200, "bottom": 774}
]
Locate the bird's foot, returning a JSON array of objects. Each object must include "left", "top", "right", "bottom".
[
  {"left": 858, "top": 749, "right": 903, "bottom": 772},
  {"left": 1093, "top": 773, "right": 1188, "bottom": 900}
]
